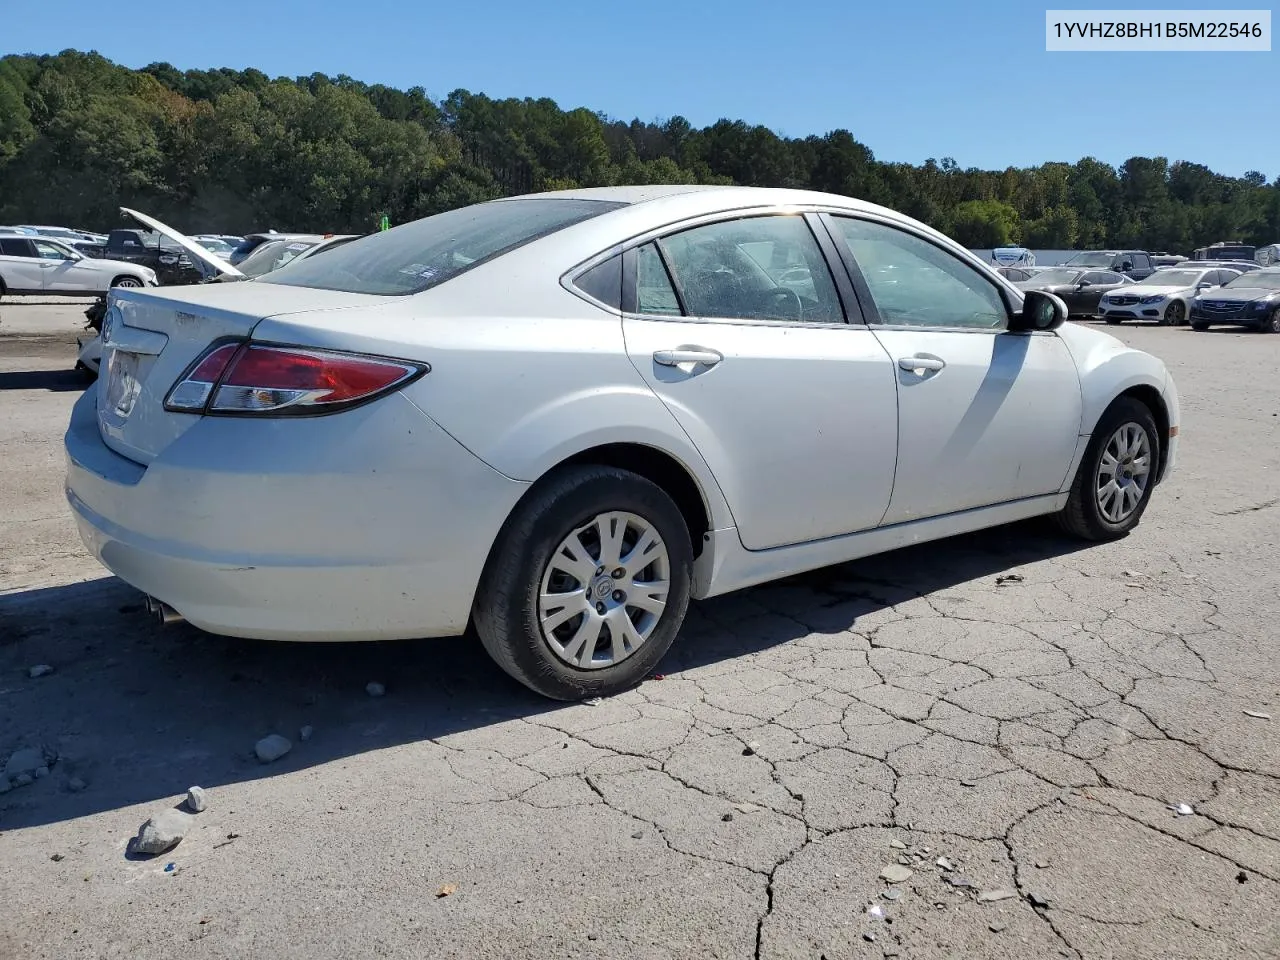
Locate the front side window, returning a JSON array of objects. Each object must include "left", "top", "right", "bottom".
[
  {"left": 34, "top": 240, "right": 69, "bottom": 260},
  {"left": 260, "top": 198, "right": 625, "bottom": 296},
  {"left": 636, "top": 243, "right": 681, "bottom": 315},
  {"left": 832, "top": 217, "right": 1008, "bottom": 329},
  {"left": 654, "top": 215, "right": 843, "bottom": 323}
]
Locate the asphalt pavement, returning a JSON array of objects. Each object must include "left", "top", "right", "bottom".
[{"left": 1, "top": 298, "right": 1277, "bottom": 960}]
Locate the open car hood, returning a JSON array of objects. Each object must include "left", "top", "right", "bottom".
[{"left": 119, "top": 207, "right": 244, "bottom": 280}]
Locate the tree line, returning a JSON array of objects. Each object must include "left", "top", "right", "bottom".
[{"left": 2, "top": 49, "right": 1277, "bottom": 252}]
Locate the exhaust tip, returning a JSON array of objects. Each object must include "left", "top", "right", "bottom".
[{"left": 144, "top": 595, "right": 185, "bottom": 625}]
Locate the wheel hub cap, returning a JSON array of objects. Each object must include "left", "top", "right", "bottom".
[{"left": 1095, "top": 422, "right": 1152, "bottom": 523}]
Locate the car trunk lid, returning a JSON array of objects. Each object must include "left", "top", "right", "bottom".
[{"left": 97, "top": 283, "right": 393, "bottom": 464}]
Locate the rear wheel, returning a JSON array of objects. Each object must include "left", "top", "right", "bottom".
[
  {"left": 473, "top": 465, "right": 693, "bottom": 701},
  {"left": 1056, "top": 397, "right": 1159, "bottom": 541},
  {"left": 1191, "top": 320, "right": 1209, "bottom": 331},
  {"left": 1162, "top": 301, "right": 1185, "bottom": 326},
  {"left": 111, "top": 276, "right": 142, "bottom": 288}
]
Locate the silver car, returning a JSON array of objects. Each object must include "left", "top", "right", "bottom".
[{"left": 66, "top": 186, "right": 1179, "bottom": 700}]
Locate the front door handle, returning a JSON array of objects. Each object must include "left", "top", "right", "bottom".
[
  {"left": 898, "top": 356, "right": 946, "bottom": 373},
  {"left": 654, "top": 348, "right": 723, "bottom": 368}
]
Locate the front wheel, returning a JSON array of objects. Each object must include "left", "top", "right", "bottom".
[
  {"left": 1162, "top": 301, "right": 1185, "bottom": 326},
  {"left": 1263, "top": 308, "right": 1280, "bottom": 333},
  {"left": 111, "top": 276, "right": 143, "bottom": 289},
  {"left": 1104, "top": 316, "right": 1122, "bottom": 325},
  {"left": 473, "top": 465, "right": 693, "bottom": 701},
  {"left": 1191, "top": 320, "right": 1209, "bottom": 331},
  {"left": 1056, "top": 397, "right": 1160, "bottom": 541}
]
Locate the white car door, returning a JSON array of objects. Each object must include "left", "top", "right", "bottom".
[
  {"left": 0, "top": 237, "right": 50, "bottom": 292},
  {"left": 36, "top": 239, "right": 107, "bottom": 292},
  {"left": 824, "top": 214, "right": 1083, "bottom": 525},
  {"left": 619, "top": 213, "right": 899, "bottom": 550}
]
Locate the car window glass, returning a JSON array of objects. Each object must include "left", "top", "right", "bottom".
[
  {"left": 1134, "top": 253, "right": 1151, "bottom": 269},
  {"left": 574, "top": 253, "right": 623, "bottom": 310},
  {"left": 0, "top": 238, "right": 32, "bottom": 256},
  {"left": 832, "top": 216, "right": 1007, "bottom": 329},
  {"left": 636, "top": 243, "right": 681, "bottom": 315},
  {"left": 1083, "top": 272, "right": 1110, "bottom": 285},
  {"left": 657, "top": 215, "right": 843, "bottom": 323},
  {"left": 33, "top": 240, "right": 67, "bottom": 260}
]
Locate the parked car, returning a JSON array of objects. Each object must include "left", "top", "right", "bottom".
[
  {"left": 18, "top": 224, "right": 102, "bottom": 243},
  {"left": 65, "top": 185, "right": 1180, "bottom": 701},
  {"left": 1015, "top": 267, "right": 1133, "bottom": 317},
  {"left": 1098, "top": 266, "right": 1239, "bottom": 325},
  {"left": 1150, "top": 254, "right": 1186, "bottom": 268},
  {"left": 1189, "top": 268, "right": 1280, "bottom": 332},
  {"left": 0, "top": 234, "right": 156, "bottom": 296},
  {"left": 1162, "top": 258, "right": 1261, "bottom": 274},
  {"left": 1194, "top": 242, "right": 1254, "bottom": 262},
  {"left": 995, "top": 266, "right": 1043, "bottom": 282},
  {"left": 192, "top": 236, "right": 237, "bottom": 259},
  {"left": 224, "top": 234, "right": 361, "bottom": 279},
  {"left": 1061, "top": 250, "right": 1156, "bottom": 281},
  {"left": 228, "top": 232, "right": 292, "bottom": 264},
  {"left": 103, "top": 228, "right": 208, "bottom": 286}
]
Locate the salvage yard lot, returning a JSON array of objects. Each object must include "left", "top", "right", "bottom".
[{"left": 1, "top": 300, "right": 1278, "bottom": 960}]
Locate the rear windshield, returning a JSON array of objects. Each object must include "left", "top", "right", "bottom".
[{"left": 259, "top": 198, "right": 626, "bottom": 295}]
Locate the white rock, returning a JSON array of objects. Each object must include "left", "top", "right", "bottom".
[
  {"left": 28, "top": 664, "right": 54, "bottom": 678},
  {"left": 132, "top": 809, "right": 193, "bottom": 856},
  {"left": 879, "top": 864, "right": 913, "bottom": 883},
  {"left": 977, "top": 888, "right": 1018, "bottom": 903},
  {"left": 366, "top": 681, "right": 386, "bottom": 697},
  {"left": 4, "top": 747, "right": 44, "bottom": 779},
  {"left": 255, "top": 734, "right": 292, "bottom": 763},
  {"left": 299, "top": 725, "right": 314, "bottom": 742},
  {"left": 185, "top": 786, "right": 207, "bottom": 813},
  {"left": 68, "top": 777, "right": 87, "bottom": 792}
]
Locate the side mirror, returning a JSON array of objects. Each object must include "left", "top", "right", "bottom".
[
  {"left": 1013, "top": 290, "right": 1067, "bottom": 332},
  {"left": 1195, "top": 281, "right": 1213, "bottom": 290},
  {"left": 1076, "top": 280, "right": 1092, "bottom": 288}
]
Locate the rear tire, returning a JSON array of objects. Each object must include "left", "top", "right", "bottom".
[
  {"left": 1191, "top": 321, "right": 1209, "bottom": 331},
  {"left": 1056, "top": 397, "right": 1160, "bottom": 541},
  {"left": 472, "top": 465, "right": 693, "bottom": 701}
]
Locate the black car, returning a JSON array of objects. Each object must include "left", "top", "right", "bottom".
[
  {"left": 1015, "top": 268, "right": 1132, "bottom": 318},
  {"left": 1061, "top": 250, "right": 1156, "bottom": 281},
  {"left": 1189, "top": 269, "right": 1280, "bottom": 332}
]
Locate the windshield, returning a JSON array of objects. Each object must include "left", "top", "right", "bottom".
[
  {"left": 1026, "top": 269, "right": 1081, "bottom": 285},
  {"left": 260, "top": 198, "right": 627, "bottom": 295},
  {"left": 1145, "top": 270, "right": 1206, "bottom": 286},
  {"left": 1063, "top": 252, "right": 1117, "bottom": 267},
  {"left": 236, "top": 238, "right": 322, "bottom": 278},
  {"left": 1225, "top": 271, "right": 1280, "bottom": 290}
]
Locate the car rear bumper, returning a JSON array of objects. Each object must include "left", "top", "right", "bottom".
[{"left": 64, "top": 389, "right": 529, "bottom": 641}]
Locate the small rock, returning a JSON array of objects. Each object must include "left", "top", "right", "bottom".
[
  {"left": 587, "top": 933, "right": 599, "bottom": 941},
  {"left": 944, "top": 875, "right": 977, "bottom": 890},
  {"left": 879, "top": 864, "right": 913, "bottom": 883},
  {"left": 435, "top": 883, "right": 457, "bottom": 898},
  {"left": 13, "top": 772, "right": 34, "bottom": 787},
  {"left": 959, "top": 779, "right": 978, "bottom": 787},
  {"left": 132, "top": 809, "right": 193, "bottom": 856},
  {"left": 299, "top": 725, "right": 314, "bottom": 742},
  {"left": 1035, "top": 860, "right": 1051, "bottom": 869},
  {"left": 254, "top": 734, "right": 292, "bottom": 763},
  {"left": 995, "top": 573, "right": 1024, "bottom": 585},
  {"left": 1169, "top": 802, "right": 1194, "bottom": 816},
  {"left": 366, "top": 682, "right": 386, "bottom": 697},
  {"left": 1236, "top": 871, "right": 1248, "bottom": 883},
  {"left": 4, "top": 747, "right": 45, "bottom": 779},
  {"left": 977, "top": 888, "right": 1017, "bottom": 903},
  {"left": 68, "top": 777, "right": 87, "bottom": 792},
  {"left": 1028, "top": 892, "right": 1050, "bottom": 909},
  {"left": 33, "top": 765, "right": 49, "bottom": 779},
  {"left": 631, "top": 830, "right": 644, "bottom": 839},
  {"left": 881, "top": 888, "right": 902, "bottom": 902},
  {"left": 741, "top": 746, "right": 755, "bottom": 757},
  {"left": 883, "top": 948, "right": 901, "bottom": 958},
  {"left": 721, "top": 812, "right": 734, "bottom": 822},
  {"left": 935, "top": 857, "right": 955, "bottom": 871},
  {"left": 866, "top": 903, "right": 884, "bottom": 918},
  {"left": 50, "top": 853, "right": 65, "bottom": 862},
  {"left": 28, "top": 664, "right": 54, "bottom": 678},
  {"left": 186, "top": 786, "right": 207, "bottom": 813},
  {"left": 734, "top": 802, "right": 760, "bottom": 814},
  {"left": 989, "top": 922, "right": 1008, "bottom": 933},
  {"left": 862, "top": 931, "right": 876, "bottom": 942},
  {"left": 1243, "top": 710, "right": 1271, "bottom": 720},
  {"left": 896, "top": 855, "right": 912, "bottom": 865},
  {"left": 888, "top": 839, "right": 907, "bottom": 850}
]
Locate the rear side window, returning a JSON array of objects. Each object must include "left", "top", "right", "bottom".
[
  {"left": 261, "top": 198, "right": 626, "bottom": 296},
  {"left": 636, "top": 243, "right": 681, "bottom": 315},
  {"left": 0, "top": 238, "right": 32, "bottom": 256},
  {"left": 573, "top": 254, "right": 622, "bottom": 310}
]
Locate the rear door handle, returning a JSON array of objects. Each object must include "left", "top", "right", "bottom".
[
  {"left": 654, "top": 348, "right": 723, "bottom": 367},
  {"left": 898, "top": 356, "right": 946, "bottom": 372}
]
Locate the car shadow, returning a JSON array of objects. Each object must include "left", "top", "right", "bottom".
[
  {"left": 0, "top": 369, "right": 89, "bottom": 391},
  {"left": 0, "top": 519, "right": 1090, "bottom": 831}
]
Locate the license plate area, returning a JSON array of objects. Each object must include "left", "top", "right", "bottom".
[{"left": 105, "top": 350, "right": 143, "bottom": 419}]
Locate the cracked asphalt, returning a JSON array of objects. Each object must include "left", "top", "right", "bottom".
[{"left": 1, "top": 301, "right": 1278, "bottom": 960}]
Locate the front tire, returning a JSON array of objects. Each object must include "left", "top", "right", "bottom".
[
  {"left": 1104, "top": 316, "right": 1122, "bottom": 325},
  {"left": 111, "top": 276, "right": 142, "bottom": 288},
  {"left": 473, "top": 465, "right": 693, "bottom": 701},
  {"left": 1263, "top": 308, "right": 1280, "bottom": 334},
  {"left": 1056, "top": 397, "right": 1160, "bottom": 541},
  {"left": 1162, "top": 301, "right": 1185, "bottom": 326},
  {"left": 1191, "top": 320, "right": 1209, "bottom": 331}
]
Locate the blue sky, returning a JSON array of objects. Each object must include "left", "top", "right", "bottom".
[{"left": 4, "top": 1, "right": 1276, "bottom": 178}]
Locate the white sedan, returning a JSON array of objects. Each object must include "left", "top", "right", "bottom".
[
  {"left": 65, "top": 186, "right": 1180, "bottom": 700},
  {"left": 0, "top": 235, "right": 156, "bottom": 295},
  {"left": 1098, "top": 266, "right": 1240, "bottom": 325}
]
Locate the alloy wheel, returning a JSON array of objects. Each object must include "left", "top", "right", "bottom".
[{"left": 1095, "top": 423, "right": 1152, "bottom": 524}]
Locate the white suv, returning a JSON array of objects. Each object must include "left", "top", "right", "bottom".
[{"left": 0, "top": 234, "right": 156, "bottom": 296}]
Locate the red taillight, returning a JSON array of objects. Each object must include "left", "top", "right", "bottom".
[{"left": 165, "top": 342, "right": 426, "bottom": 415}]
